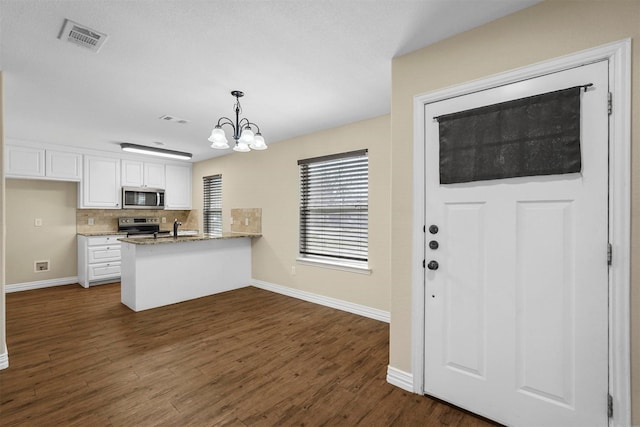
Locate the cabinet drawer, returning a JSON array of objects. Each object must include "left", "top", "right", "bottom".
[
  {"left": 87, "top": 235, "right": 122, "bottom": 246},
  {"left": 88, "top": 245, "right": 121, "bottom": 263},
  {"left": 88, "top": 262, "right": 121, "bottom": 281}
]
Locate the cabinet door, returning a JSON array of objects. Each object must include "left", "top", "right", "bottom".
[
  {"left": 46, "top": 150, "right": 82, "bottom": 180},
  {"left": 88, "top": 245, "right": 121, "bottom": 263},
  {"left": 88, "top": 262, "right": 121, "bottom": 281},
  {"left": 144, "top": 162, "right": 165, "bottom": 189},
  {"left": 82, "top": 156, "right": 121, "bottom": 208},
  {"left": 121, "top": 160, "right": 144, "bottom": 187},
  {"left": 165, "top": 164, "right": 192, "bottom": 209},
  {"left": 5, "top": 145, "right": 45, "bottom": 177}
]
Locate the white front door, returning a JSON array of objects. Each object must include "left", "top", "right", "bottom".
[{"left": 423, "top": 60, "right": 609, "bottom": 426}]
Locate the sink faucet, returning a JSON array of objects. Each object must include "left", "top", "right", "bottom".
[{"left": 173, "top": 219, "right": 182, "bottom": 238}]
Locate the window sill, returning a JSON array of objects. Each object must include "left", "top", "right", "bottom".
[{"left": 296, "top": 257, "right": 371, "bottom": 275}]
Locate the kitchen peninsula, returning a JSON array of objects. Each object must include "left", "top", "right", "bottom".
[{"left": 118, "top": 233, "right": 260, "bottom": 311}]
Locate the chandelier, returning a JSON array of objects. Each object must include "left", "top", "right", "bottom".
[{"left": 208, "top": 90, "right": 267, "bottom": 152}]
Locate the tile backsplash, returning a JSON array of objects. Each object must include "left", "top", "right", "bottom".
[
  {"left": 76, "top": 209, "right": 198, "bottom": 233},
  {"left": 230, "top": 208, "right": 262, "bottom": 234}
]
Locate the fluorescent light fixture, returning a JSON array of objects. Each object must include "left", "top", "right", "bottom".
[{"left": 120, "top": 143, "right": 192, "bottom": 160}]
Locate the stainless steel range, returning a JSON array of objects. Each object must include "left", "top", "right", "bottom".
[{"left": 118, "top": 217, "right": 170, "bottom": 238}]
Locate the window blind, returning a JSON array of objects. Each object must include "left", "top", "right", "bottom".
[
  {"left": 203, "top": 174, "right": 222, "bottom": 234},
  {"left": 299, "top": 150, "right": 368, "bottom": 263}
]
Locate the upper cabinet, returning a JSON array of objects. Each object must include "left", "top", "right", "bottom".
[
  {"left": 6, "top": 143, "right": 192, "bottom": 210},
  {"left": 6, "top": 145, "right": 81, "bottom": 181},
  {"left": 165, "top": 164, "right": 192, "bottom": 210},
  {"left": 46, "top": 150, "right": 82, "bottom": 180},
  {"left": 6, "top": 146, "right": 44, "bottom": 177},
  {"left": 80, "top": 155, "right": 121, "bottom": 209},
  {"left": 121, "top": 160, "right": 165, "bottom": 189}
]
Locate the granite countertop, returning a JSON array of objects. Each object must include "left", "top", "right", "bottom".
[
  {"left": 118, "top": 233, "right": 261, "bottom": 245},
  {"left": 78, "top": 230, "right": 199, "bottom": 237},
  {"left": 77, "top": 231, "right": 128, "bottom": 237}
]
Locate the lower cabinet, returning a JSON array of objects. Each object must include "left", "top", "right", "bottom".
[{"left": 78, "top": 235, "right": 122, "bottom": 288}]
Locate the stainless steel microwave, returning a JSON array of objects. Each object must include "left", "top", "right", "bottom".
[{"left": 122, "top": 187, "right": 165, "bottom": 209}]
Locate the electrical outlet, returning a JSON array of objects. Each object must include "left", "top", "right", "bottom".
[
  {"left": 230, "top": 217, "right": 234, "bottom": 225},
  {"left": 245, "top": 218, "right": 249, "bottom": 226},
  {"left": 34, "top": 218, "right": 43, "bottom": 227},
  {"left": 291, "top": 266, "right": 296, "bottom": 275},
  {"left": 88, "top": 218, "right": 94, "bottom": 225},
  {"left": 162, "top": 217, "right": 166, "bottom": 223}
]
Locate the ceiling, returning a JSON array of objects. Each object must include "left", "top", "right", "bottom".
[{"left": 0, "top": 0, "right": 539, "bottom": 162}]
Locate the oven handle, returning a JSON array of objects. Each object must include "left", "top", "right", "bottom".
[{"left": 157, "top": 193, "right": 161, "bottom": 207}]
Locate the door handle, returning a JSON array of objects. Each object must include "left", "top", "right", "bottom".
[{"left": 427, "top": 260, "right": 439, "bottom": 270}]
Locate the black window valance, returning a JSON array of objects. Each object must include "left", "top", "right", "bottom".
[{"left": 437, "top": 86, "right": 585, "bottom": 184}]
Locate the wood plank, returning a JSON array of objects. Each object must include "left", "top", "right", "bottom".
[{"left": 1, "top": 284, "right": 500, "bottom": 426}]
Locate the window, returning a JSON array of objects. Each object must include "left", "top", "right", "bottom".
[
  {"left": 203, "top": 174, "right": 222, "bottom": 234},
  {"left": 298, "top": 149, "right": 368, "bottom": 268}
]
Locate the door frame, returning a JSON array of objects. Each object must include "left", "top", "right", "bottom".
[{"left": 410, "top": 39, "right": 631, "bottom": 426}]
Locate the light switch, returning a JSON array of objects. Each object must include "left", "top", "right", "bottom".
[
  {"left": 34, "top": 218, "right": 43, "bottom": 227},
  {"left": 245, "top": 218, "right": 249, "bottom": 226}
]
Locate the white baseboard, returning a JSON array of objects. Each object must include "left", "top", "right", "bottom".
[
  {"left": 386, "top": 365, "right": 414, "bottom": 392},
  {"left": 0, "top": 342, "right": 8, "bottom": 370},
  {"left": 251, "top": 279, "right": 390, "bottom": 323},
  {"left": 5, "top": 276, "right": 79, "bottom": 293}
]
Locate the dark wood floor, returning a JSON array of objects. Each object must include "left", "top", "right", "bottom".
[{"left": 0, "top": 284, "right": 498, "bottom": 426}]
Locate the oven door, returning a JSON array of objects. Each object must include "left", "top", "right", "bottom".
[{"left": 122, "top": 187, "right": 165, "bottom": 209}]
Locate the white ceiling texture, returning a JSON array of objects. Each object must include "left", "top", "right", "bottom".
[{"left": 0, "top": 0, "right": 539, "bottom": 162}]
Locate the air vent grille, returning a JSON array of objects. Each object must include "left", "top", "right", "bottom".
[
  {"left": 159, "top": 115, "right": 189, "bottom": 124},
  {"left": 59, "top": 19, "right": 108, "bottom": 53}
]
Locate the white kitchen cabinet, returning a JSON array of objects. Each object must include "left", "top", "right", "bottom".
[
  {"left": 6, "top": 145, "right": 82, "bottom": 181},
  {"left": 5, "top": 145, "right": 45, "bottom": 177},
  {"left": 46, "top": 150, "right": 82, "bottom": 180},
  {"left": 80, "top": 155, "right": 121, "bottom": 208},
  {"left": 164, "top": 164, "right": 192, "bottom": 209},
  {"left": 77, "top": 234, "right": 122, "bottom": 288},
  {"left": 121, "top": 160, "right": 165, "bottom": 188}
]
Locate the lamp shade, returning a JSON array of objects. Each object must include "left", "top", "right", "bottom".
[
  {"left": 210, "top": 139, "right": 230, "bottom": 149},
  {"left": 233, "top": 141, "right": 251, "bottom": 152},
  {"left": 249, "top": 133, "right": 267, "bottom": 150},
  {"left": 208, "top": 126, "right": 227, "bottom": 144},
  {"left": 239, "top": 128, "right": 254, "bottom": 144}
]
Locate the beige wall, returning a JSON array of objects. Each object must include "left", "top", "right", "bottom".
[
  {"left": 193, "top": 115, "right": 391, "bottom": 311},
  {"left": 1, "top": 73, "right": 6, "bottom": 361},
  {"left": 5, "top": 179, "right": 78, "bottom": 284},
  {"left": 390, "top": 0, "right": 639, "bottom": 422}
]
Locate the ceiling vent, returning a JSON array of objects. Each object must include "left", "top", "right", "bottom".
[
  {"left": 159, "top": 115, "right": 189, "bottom": 124},
  {"left": 58, "top": 19, "right": 108, "bottom": 53}
]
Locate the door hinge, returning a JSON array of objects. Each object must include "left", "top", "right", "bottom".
[
  {"left": 608, "top": 393, "right": 613, "bottom": 418},
  {"left": 607, "top": 243, "right": 613, "bottom": 266},
  {"left": 608, "top": 92, "right": 613, "bottom": 115}
]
